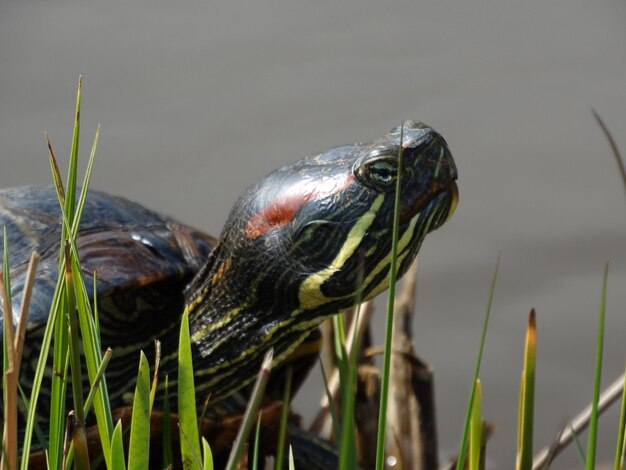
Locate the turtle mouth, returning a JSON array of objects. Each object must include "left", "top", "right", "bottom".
[
  {"left": 400, "top": 179, "right": 458, "bottom": 225},
  {"left": 447, "top": 180, "right": 459, "bottom": 219}
]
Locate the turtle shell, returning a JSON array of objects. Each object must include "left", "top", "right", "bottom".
[{"left": 0, "top": 186, "right": 216, "bottom": 404}]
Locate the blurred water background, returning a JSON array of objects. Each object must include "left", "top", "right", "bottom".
[{"left": 1, "top": 0, "right": 625, "bottom": 467}]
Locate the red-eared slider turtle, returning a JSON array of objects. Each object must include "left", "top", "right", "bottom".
[{"left": 0, "top": 120, "right": 458, "bottom": 465}]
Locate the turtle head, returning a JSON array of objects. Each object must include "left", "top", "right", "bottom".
[
  {"left": 219, "top": 120, "right": 458, "bottom": 316},
  {"left": 184, "top": 120, "right": 457, "bottom": 403}
]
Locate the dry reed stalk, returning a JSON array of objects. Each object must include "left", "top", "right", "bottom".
[
  {"left": 14, "top": 253, "right": 40, "bottom": 375},
  {"left": 0, "top": 270, "right": 17, "bottom": 470}
]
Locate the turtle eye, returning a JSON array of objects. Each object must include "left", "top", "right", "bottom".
[{"left": 366, "top": 159, "right": 397, "bottom": 188}]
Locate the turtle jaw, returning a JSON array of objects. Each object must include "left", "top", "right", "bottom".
[
  {"left": 399, "top": 178, "right": 458, "bottom": 227},
  {"left": 447, "top": 180, "right": 459, "bottom": 220}
]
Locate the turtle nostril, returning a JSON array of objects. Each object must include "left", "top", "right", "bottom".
[{"left": 440, "top": 147, "right": 458, "bottom": 181}]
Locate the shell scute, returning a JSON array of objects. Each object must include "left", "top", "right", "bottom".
[{"left": 0, "top": 186, "right": 216, "bottom": 342}]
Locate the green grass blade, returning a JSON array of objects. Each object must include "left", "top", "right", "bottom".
[
  {"left": 615, "top": 364, "right": 626, "bottom": 470},
  {"left": 252, "top": 414, "right": 262, "bottom": 470},
  {"left": 456, "top": 251, "right": 501, "bottom": 470},
  {"left": 92, "top": 274, "right": 100, "bottom": 337},
  {"left": 288, "top": 445, "right": 295, "bottom": 470},
  {"left": 65, "top": 76, "right": 82, "bottom": 224},
  {"left": 71, "top": 125, "right": 99, "bottom": 236},
  {"left": 128, "top": 351, "right": 152, "bottom": 470},
  {"left": 469, "top": 379, "right": 482, "bottom": 470},
  {"left": 163, "top": 375, "right": 173, "bottom": 468},
  {"left": 375, "top": 124, "right": 405, "bottom": 470},
  {"left": 338, "top": 353, "right": 357, "bottom": 469},
  {"left": 348, "top": 303, "right": 364, "bottom": 388},
  {"left": 619, "top": 436, "right": 626, "bottom": 470},
  {"left": 150, "top": 340, "right": 161, "bottom": 411},
  {"left": 318, "top": 359, "right": 341, "bottom": 440},
  {"left": 198, "top": 394, "right": 211, "bottom": 428},
  {"left": 275, "top": 367, "right": 293, "bottom": 470},
  {"left": 64, "top": 244, "right": 86, "bottom": 426},
  {"left": 202, "top": 437, "right": 214, "bottom": 470},
  {"left": 83, "top": 348, "right": 112, "bottom": 418},
  {"left": 332, "top": 314, "right": 347, "bottom": 367},
  {"left": 20, "top": 274, "right": 64, "bottom": 469},
  {"left": 334, "top": 303, "right": 365, "bottom": 468},
  {"left": 516, "top": 309, "right": 537, "bottom": 470},
  {"left": 179, "top": 308, "right": 202, "bottom": 470},
  {"left": 330, "top": 311, "right": 358, "bottom": 468},
  {"left": 110, "top": 420, "right": 126, "bottom": 470},
  {"left": 180, "top": 426, "right": 204, "bottom": 470},
  {"left": 587, "top": 261, "right": 609, "bottom": 470},
  {"left": 225, "top": 349, "right": 274, "bottom": 470},
  {"left": 17, "top": 383, "right": 47, "bottom": 449},
  {"left": 569, "top": 421, "right": 587, "bottom": 465},
  {"left": 46, "top": 133, "right": 65, "bottom": 208},
  {"left": 591, "top": 109, "right": 626, "bottom": 200},
  {"left": 331, "top": 310, "right": 356, "bottom": 467},
  {"left": 48, "top": 257, "right": 70, "bottom": 469}
]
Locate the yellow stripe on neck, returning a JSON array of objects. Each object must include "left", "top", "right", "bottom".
[
  {"left": 298, "top": 194, "right": 385, "bottom": 310},
  {"left": 359, "top": 212, "right": 419, "bottom": 299}
]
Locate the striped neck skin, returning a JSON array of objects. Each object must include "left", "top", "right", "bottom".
[{"left": 179, "top": 120, "right": 458, "bottom": 407}]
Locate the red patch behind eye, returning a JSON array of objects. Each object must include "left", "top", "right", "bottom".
[{"left": 245, "top": 174, "right": 354, "bottom": 238}]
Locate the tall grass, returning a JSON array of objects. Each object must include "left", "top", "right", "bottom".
[{"left": 516, "top": 309, "right": 537, "bottom": 470}]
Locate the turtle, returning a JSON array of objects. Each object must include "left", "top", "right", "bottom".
[{"left": 0, "top": 120, "right": 458, "bottom": 466}]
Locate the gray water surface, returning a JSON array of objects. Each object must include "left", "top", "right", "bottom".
[{"left": 1, "top": 1, "right": 625, "bottom": 467}]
